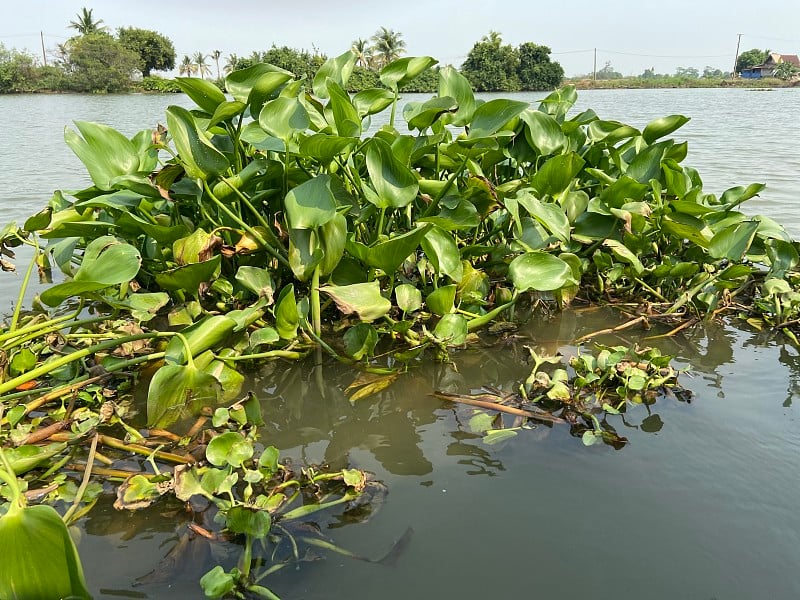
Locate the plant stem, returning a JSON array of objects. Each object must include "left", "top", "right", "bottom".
[
  {"left": 311, "top": 265, "right": 322, "bottom": 339},
  {"left": 63, "top": 432, "right": 98, "bottom": 525},
  {"left": 10, "top": 240, "right": 39, "bottom": 332}
]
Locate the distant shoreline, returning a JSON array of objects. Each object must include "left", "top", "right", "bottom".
[{"left": 567, "top": 77, "right": 799, "bottom": 90}]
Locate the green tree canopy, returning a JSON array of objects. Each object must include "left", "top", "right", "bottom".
[
  {"left": 596, "top": 61, "right": 623, "bottom": 80},
  {"left": 63, "top": 33, "right": 139, "bottom": 92},
  {"left": 370, "top": 27, "right": 406, "bottom": 68},
  {"left": 736, "top": 48, "right": 769, "bottom": 73},
  {"left": 117, "top": 27, "right": 175, "bottom": 77},
  {"left": 461, "top": 33, "right": 563, "bottom": 91},
  {"left": 461, "top": 32, "right": 520, "bottom": 91}
]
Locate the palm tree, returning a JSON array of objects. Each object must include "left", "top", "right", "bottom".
[
  {"left": 68, "top": 7, "right": 106, "bottom": 35},
  {"left": 224, "top": 53, "right": 239, "bottom": 74},
  {"left": 210, "top": 49, "right": 222, "bottom": 80},
  {"left": 178, "top": 55, "right": 195, "bottom": 76},
  {"left": 193, "top": 52, "right": 211, "bottom": 79},
  {"left": 370, "top": 27, "right": 406, "bottom": 69},
  {"left": 351, "top": 38, "right": 372, "bottom": 69},
  {"left": 481, "top": 31, "right": 503, "bottom": 46}
]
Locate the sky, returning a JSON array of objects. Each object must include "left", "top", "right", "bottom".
[{"left": 1, "top": 0, "right": 800, "bottom": 77}]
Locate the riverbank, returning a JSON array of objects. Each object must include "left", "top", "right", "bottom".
[{"left": 568, "top": 76, "right": 799, "bottom": 90}]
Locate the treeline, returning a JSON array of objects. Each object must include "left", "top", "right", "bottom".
[{"left": 0, "top": 8, "right": 564, "bottom": 94}]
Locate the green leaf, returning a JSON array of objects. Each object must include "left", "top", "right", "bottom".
[
  {"left": 352, "top": 88, "right": 395, "bottom": 118},
  {"left": 468, "top": 99, "right": 529, "bottom": 139},
  {"left": 200, "top": 565, "right": 237, "bottom": 598},
  {"left": 154, "top": 255, "right": 221, "bottom": 292},
  {"left": 326, "top": 78, "right": 361, "bottom": 137},
  {"left": 709, "top": 220, "right": 760, "bottom": 261},
  {"left": 509, "top": 252, "right": 577, "bottom": 292},
  {"left": 275, "top": 284, "right": 299, "bottom": 339},
  {"left": 206, "top": 431, "right": 253, "bottom": 468},
  {"left": 300, "top": 134, "right": 356, "bottom": 165},
  {"left": 433, "top": 313, "right": 468, "bottom": 345},
  {"left": 516, "top": 193, "right": 570, "bottom": 242},
  {"left": 422, "top": 226, "right": 463, "bottom": 282},
  {"left": 404, "top": 96, "right": 458, "bottom": 131},
  {"left": 313, "top": 50, "right": 356, "bottom": 98},
  {"left": 226, "top": 505, "right": 271, "bottom": 537},
  {"left": 365, "top": 138, "right": 419, "bottom": 208},
  {"left": 396, "top": 283, "right": 422, "bottom": 313},
  {"left": 0, "top": 504, "right": 91, "bottom": 600},
  {"left": 225, "top": 62, "right": 293, "bottom": 104},
  {"left": 642, "top": 114, "right": 690, "bottom": 144},
  {"left": 147, "top": 363, "right": 221, "bottom": 428},
  {"left": 380, "top": 56, "right": 438, "bottom": 90},
  {"left": 165, "top": 314, "right": 237, "bottom": 364},
  {"left": 166, "top": 105, "right": 229, "bottom": 180},
  {"left": 438, "top": 66, "right": 476, "bottom": 126},
  {"left": 603, "top": 239, "right": 644, "bottom": 274},
  {"left": 258, "top": 96, "right": 309, "bottom": 141},
  {"left": 530, "top": 153, "right": 585, "bottom": 198},
  {"left": 285, "top": 174, "right": 336, "bottom": 230},
  {"left": 41, "top": 236, "right": 142, "bottom": 306},
  {"left": 426, "top": 284, "right": 457, "bottom": 316},
  {"left": 626, "top": 141, "right": 668, "bottom": 184},
  {"left": 321, "top": 281, "right": 391, "bottom": 322},
  {"left": 175, "top": 77, "right": 227, "bottom": 114},
  {"left": 319, "top": 212, "right": 347, "bottom": 276},
  {"left": 65, "top": 121, "right": 140, "bottom": 191},
  {"left": 235, "top": 266, "right": 275, "bottom": 302},
  {"left": 209, "top": 100, "right": 247, "bottom": 127},
  {"left": 520, "top": 109, "right": 566, "bottom": 155},
  {"left": 343, "top": 323, "right": 379, "bottom": 360},
  {"left": 347, "top": 224, "right": 433, "bottom": 276},
  {"left": 720, "top": 182, "right": 766, "bottom": 211}
]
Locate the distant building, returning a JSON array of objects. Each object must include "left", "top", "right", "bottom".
[{"left": 740, "top": 53, "right": 800, "bottom": 78}]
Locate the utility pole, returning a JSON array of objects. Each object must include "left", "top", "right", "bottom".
[
  {"left": 732, "top": 33, "right": 743, "bottom": 78},
  {"left": 593, "top": 48, "right": 597, "bottom": 82},
  {"left": 40, "top": 31, "right": 47, "bottom": 67}
]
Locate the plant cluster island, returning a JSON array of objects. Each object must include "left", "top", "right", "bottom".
[{"left": 1, "top": 49, "right": 799, "bottom": 598}]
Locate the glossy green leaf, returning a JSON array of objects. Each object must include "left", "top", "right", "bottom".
[
  {"left": 258, "top": 96, "right": 309, "bottom": 141},
  {"left": 321, "top": 281, "right": 391, "bottom": 322},
  {"left": 154, "top": 255, "right": 221, "bottom": 292},
  {"left": 516, "top": 193, "right": 570, "bottom": 242},
  {"left": 225, "top": 62, "right": 294, "bottom": 104},
  {"left": 275, "top": 284, "right": 299, "bottom": 339},
  {"left": 147, "top": 363, "right": 221, "bottom": 428},
  {"left": 395, "top": 283, "right": 422, "bottom": 313},
  {"left": 520, "top": 109, "right": 566, "bottom": 155},
  {"left": 226, "top": 505, "right": 271, "bottom": 537},
  {"left": 41, "top": 236, "right": 142, "bottom": 306},
  {"left": 365, "top": 137, "right": 419, "bottom": 208},
  {"left": 642, "top": 114, "right": 690, "bottom": 144},
  {"left": 65, "top": 121, "right": 140, "bottom": 191},
  {"left": 0, "top": 504, "right": 91, "bottom": 600},
  {"left": 421, "top": 226, "right": 463, "bottom": 281},
  {"left": 300, "top": 134, "right": 356, "bottom": 165},
  {"left": 626, "top": 141, "right": 668, "bottom": 184},
  {"left": 438, "top": 65, "right": 476, "bottom": 126},
  {"left": 720, "top": 183, "right": 766, "bottom": 211},
  {"left": 380, "top": 56, "right": 438, "bottom": 90},
  {"left": 326, "top": 78, "right": 361, "bottom": 137},
  {"left": 166, "top": 105, "right": 229, "bottom": 180},
  {"left": 426, "top": 284, "right": 457, "bottom": 316},
  {"left": 312, "top": 50, "right": 356, "bottom": 98},
  {"left": 353, "top": 88, "right": 395, "bottom": 117},
  {"left": 509, "top": 252, "right": 577, "bottom": 292},
  {"left": 404, "top": 96, "right": 458, "bottom": 131},
  {"left": 709, "top": 220, "right": 759, "bottom": 260},
  {"left": 530, "top": 153, "right": 585, "bottom": 198},
  {"left": 603, "top": 239, "right": 644, "bottom": 274},
  {"left": 206, "top": 431, "right": 253, "bottom": 468},
  {"left": 288, "top": 227, "right": 324, "bottom": 282},
  {"left": 433, "top": 313, "right": 468, "bottom": 345},
  {"left": 285, "top": 174, "right": 336, "bottom": 229},
  {"left": 208, "top": 100, "right": 246, "bottom": 127},
  {"left": 347, "top": 224, "right": 432, "bottom": 275},
  {"left": 468, "top": 99, "right": 528, "bottom": 140},
  {"left": 344, "top": 323, "right": 379, "bottom": 360},
  {"left": 235, "top": 266, "right": 275, "bottom": 302},
  {"left": 175, "top": 77, "right": 227, "bottom": 114},
  {"left": 319, "top": 212, "right": 347, "bottom": 276}
]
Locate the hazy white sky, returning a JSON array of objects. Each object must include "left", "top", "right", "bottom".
[{"left": 2, "top": 0, "right": 799, "bottom": 77}]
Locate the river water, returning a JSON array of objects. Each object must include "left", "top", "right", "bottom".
[{"left": 1, "top": 88, "right": 799, "bottom": 599}]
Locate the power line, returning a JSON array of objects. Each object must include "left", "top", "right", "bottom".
[{"left": 743, "top": 33, "right": 800, "bottom": 44}]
